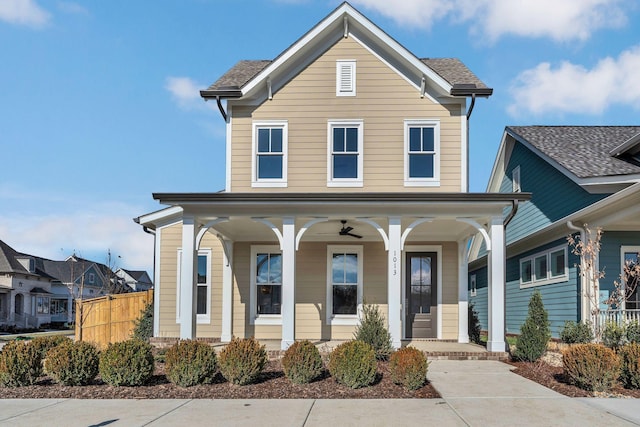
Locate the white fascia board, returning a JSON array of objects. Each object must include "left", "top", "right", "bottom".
[
  {"left": 136, "top": 206, "right": 183, "bottom": 228},
  {"left": 610, "top": 131, "right": 640, "bottom": 156},
  {"left": 485, "top": 128, "right": 511, "bottom": 193},
  {"left": 240, "top": 3, "right": 451, "bottom": 99}
]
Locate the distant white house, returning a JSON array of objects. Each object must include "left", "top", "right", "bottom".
[{"left": 115, "top": 268, "right": 153, "bottom": 292}]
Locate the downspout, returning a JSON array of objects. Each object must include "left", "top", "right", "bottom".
[
  {"left": 567, "top": 221, "right": 587, "bottom": 325},
  {"left": 501, "top": 199, "right": 519, "bottom": 353},
  {"left": 464, "top": 93, "right": 476, "bottom": 193},
  {"left": 216, "top": 96, "right": 228, "bottom": 122},
  {"left": 142, "top": 226, "right": 156, "bottom": 285}
]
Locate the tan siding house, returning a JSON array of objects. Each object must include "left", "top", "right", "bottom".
[{"left": 137, "top": 3, "right": 528, "bottom": 351}]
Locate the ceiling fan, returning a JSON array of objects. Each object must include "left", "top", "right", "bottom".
[{"left": 339, "top": 220, "right": 362, "bottom": 239}]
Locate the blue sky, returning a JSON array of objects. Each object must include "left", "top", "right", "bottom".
[{"left": 1, "top": 0, "right": 639, "bottom": 275}]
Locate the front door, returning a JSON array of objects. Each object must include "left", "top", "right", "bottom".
[{"left": 405, "top": 252, "right": 437, "bottom": 338}]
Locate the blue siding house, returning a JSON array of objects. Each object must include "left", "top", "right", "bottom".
[{"left": 469, "top": 126, "right": 640, "bottom": 337}]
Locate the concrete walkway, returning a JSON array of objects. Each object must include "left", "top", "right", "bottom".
[{"left": 0, "top": 361, "right": 637, "bottom": 426}]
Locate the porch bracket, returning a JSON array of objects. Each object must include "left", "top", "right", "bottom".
[
  {"left": 400, "top": 218, "right": 434, "bottom": 250},
  {"left": 196, "top": 218, "right": 229, "bottom": 250},
  {"left": 295, "top": 218, "right": 329, "bottom": 250},
  {"left": 215, "top": 233, "right": 234, "bottom": 268},
  {"left": 356, "top": 218, "right": 389, "bottom": 250},
  {"left": 252, "top": 218, "right": 284, "bottom": 249},
  {"left": 456, "top": 218, "right": 491, "bottom": 251}
]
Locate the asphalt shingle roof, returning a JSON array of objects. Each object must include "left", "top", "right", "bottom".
[
  {"left": 508, "top": 126, "right": 640, "bottom": 179},
  {"left": 0, "top": 240, "right": 29, "bottom": 274},
  {"left": 205, "top": 60, "right": 271, "bottom": 91}
]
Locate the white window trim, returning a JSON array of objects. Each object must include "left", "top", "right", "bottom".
[
  {"left": 403, "top": 119, "right": 441, "bottom": 187},
  {"left": 176, "top": 248, "right": 212, "bottom": 324},
  {"left": 88, "top": 273, "right": 95, "bottom": 284},
  {"left": 336, "top": 60, "right": 356, "bottom": 97},
  {"left": 520, "top": 245, "right": 568, "bottom": 288},
  {"left": 326, "top": 245, "right": 363, "bottom": 325},
  {"left": 251, "top": 120, "right": 288, "bottom": 188},
  {"left": 250, "top": 245, "right": 282, "bottom": 325},
  {"left": 470, "top": 274, "right": 477, "bottom": 297},
  {"left": 512, "top": 166, "right": 521, "bottom": 192},
  {"left": 620, "top": 246, "right": 640, "bottom": 310},
  {"left": 327, "top": 120, "right": 364, "bottom": 187}
]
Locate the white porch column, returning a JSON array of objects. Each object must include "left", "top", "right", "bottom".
[
  {"left": 458, "top": 238, "right": 470, "bottom": 343},
  {"left": 487, "top": 216, "right": 506, "bottom": 352},
  {"left": 179, "top": 215, "right": 198, "bottom": 339},
  {"left": 388, "top": 216, "right": 402, "bottom": 348},
  {"left": 281, "top": 217, "right": 296, "bottom": 350},
  {"left": 221, "top": 240, "right": 233, "bottom": 343}
]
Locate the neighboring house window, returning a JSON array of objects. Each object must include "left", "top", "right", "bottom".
[
  {"left": 176, "top": 249, "right": 211, "bottom": 323},
  {"left": 404, "top": 120, "right": 440, "bottom": 186},
  {"left": 327, "top": 245, "right": 363, "bottom": 325},
  {"left": 520, "top": 246, "right": 568, "bottom": 288},
  {"left": 327, "top": 120, "right": 363, "bottom": 187},
  {"left": 336, "top": 60, "right": 356, "bottom": 96},
  {"left": 36, "top": 296, "right": 49, "bottom": 314},
  {"left": 51, "top": 299, "right": 68, "bottom": 316},
  {"left": 252, "top": 121, "right": 288, "bottom": 187},
  {"left": 621, "top": 247, "right": 640, "bottom": 310},
  {"left": 88, "top": 273, "right": 95, "bottom": 284},
  {"left": 250, "top": 246, "right": 282, "bottom": 325},
  {"left": 512, "top": 166, "right": 521, "bottom": 192},
  {"left": 470, "top": 274, "right": 477, "bottom": 297}
]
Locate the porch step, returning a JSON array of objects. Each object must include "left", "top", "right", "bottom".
[{"left": 425, "top": 351, "right": 509, "bottom": 361}]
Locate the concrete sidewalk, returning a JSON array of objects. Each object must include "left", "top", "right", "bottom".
[{"left": 0, "top": 361, "right": 637, "bottom": 426}]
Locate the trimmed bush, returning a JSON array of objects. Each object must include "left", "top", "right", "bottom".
[
  {"left": 389, "top": 347, "right": 429, "bottom": 390},
  {"left": 468, "top": 303, "right": 482, "bottom": 345},
  {"left": 619, "top": 343, "right": 640, "bottom": 389},
  {"left": 132, "top": 302, "right": 153, "bottom": 342},
  {"left": 560, "top": 321, "right": 593, "bottom": 344},
  {"left": 165, "top": 340, "right": 217, "bottom": 387},
  {"left": 30, "top": 335, "right": 73, "bottom": 360},
  {"left": 514, "top": 290, "right": 550, "bottom": 362},
  {"left": 0, "top": 340, "right": 42, "bottom": 387},
  {"left": 218, "top": 337, "right": 267, "bottom": 386},
  {"left": 328, "top": 340, "right": 376, "bottom": 389},
  {"left": 282, "top": 340, "right": 323, "bottom": 384},
  {"left": 44, "top": 341, "right": 99, "bottom": 386},
  {"left": 562, "top": 343, "right": 620, "bottom": 392},
  {"left": 353, "top": 304, "right": 393, "bottom": 361},
  {"left": 99, "top": 339, "right": 155, "bottom": 386},
  {"left": 602, "top": 321, "right": 625, "bottom": 350},
  {"left": 626, "top": 321, "right": 640, "bottom": 344}
]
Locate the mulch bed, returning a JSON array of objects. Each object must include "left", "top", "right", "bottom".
[
  {"left": 509, "top": 360, "right": 640, "bottom": 398},
  {"left": 0, "top": 360, "right": 439, "bottom": 399}
]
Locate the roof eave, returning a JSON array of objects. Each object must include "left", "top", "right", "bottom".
[
  {"left": 200, "top": 87, "right": 243, "bottom": 99},
  {"left": 450, "top": 85, "right": 493, "bottom": 97}
]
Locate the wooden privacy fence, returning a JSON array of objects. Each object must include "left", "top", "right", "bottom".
[{"left": 75, "top": 290, "right": 153, "bottom": 348}]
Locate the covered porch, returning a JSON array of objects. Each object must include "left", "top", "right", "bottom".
[{"left": 143, "top": 192, "right": 528, "bottom": 352}]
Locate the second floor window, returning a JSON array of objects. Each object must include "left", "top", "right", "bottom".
[
  {"left": 404, "top": 120, "right": 440, "bottom": 187},
  {"left": 253, "top": 121, "right": 288, "bottom": 187},
  {"left": 328, "top": 120, "right": 363, "bottom": 187}
]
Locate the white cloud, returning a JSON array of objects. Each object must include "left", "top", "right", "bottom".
[
  {"left": 352, "top": 0, "right": 627, "bottom": 42},
  {"left": 0, "top": 0, "right": 50, "bottom": 28},
  {"left": 508, "top": 45, "right": 640, "bottom": 116},
  {"left": 165, "top": 76, "right": 213, "bottom": 111}
]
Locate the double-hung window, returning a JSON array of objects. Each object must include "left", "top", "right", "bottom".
[
  {"left": 327, "top": 245, "right": 363, "bottom": 325},
  {"left": 176, "top": 249, "right": 211, "bottom": 323},
  {"left": 250, "top": 246, "right": 282, "bottom": 324},
  {"left": 621, "top": 247, "right": 640, "bottom": 310},
  {"left": 520, "top": 246, "right": 568, "bottom": 288},
  {"left": 327, "top": 120, "right": 363, "bottom": 187},
  {"left": 404, "top": 120, "right": 440, "bottom": 186},
  {"left": 252, "top": 121, "right": 287, "bottom": 187}
]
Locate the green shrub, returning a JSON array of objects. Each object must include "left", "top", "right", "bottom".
[
  {"left": 514, "top": 291, "right": 550, "bottom": 362},
  {"left": 560, "top": 321, "right": 593, "bottom": 344},
  {"left": 165, "top": 340, "right": 217, "bottom": 387},
  {"left": 626, "top": 321, "right": 640, "bottom": 344},
  {"left": 132, "top": 302, "right": 153, "bottom": 342},
  {"left": 282, "top": 340, "right": 323, "bottom": 384},
  {"left": 389, "top": 347, "right": 429, "bottom": 390},
  {"left": 44, "top": 341, "right": 99, "bottom": 386},
  {"left": 99, "top": 339, "right": 155, "bottom": 386},
  {"left": 0, "top": 340, "right": 42, "bottom": 386},
  {"left": 619, "top": 343, "right": 640, "bottom": 389},
  {"left": 30, "top": 335, "right": 73, "bottom": 360},
  {"left": 328, "top": 340, "right": 376, "bottom": 389},
  {"left": 602, "top": 321, "right": 625, "bottom": 350},
  {"left": 562, "top": 343, "right": 620, "bottom": 392},
  {"left": 218, "top": 337, "right": 267, "bottom": 386},
  {"left": 353, "top": 304, "right": 393, "bottom": 361},
  {"left": 468, "top": 303, "right": 482, "bottom": 345}
]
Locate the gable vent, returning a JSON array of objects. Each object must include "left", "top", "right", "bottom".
[{"left": 336, "top": 60, "right": 356, "bottom": 96}]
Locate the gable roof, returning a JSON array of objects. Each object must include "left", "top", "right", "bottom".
[
  {"left": 0, "top": 240, "right": 29, "bottom": 274},
  {"left": 508, "top": 126, "right": 640, "bottom": 179},
  {"left": 201, "top": 2, "right": 491, "bottom": 101}
]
